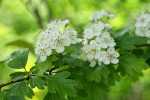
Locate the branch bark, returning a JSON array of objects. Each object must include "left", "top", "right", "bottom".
[{"left": 0, "top": 76, "right": 30, "bottom": 90}]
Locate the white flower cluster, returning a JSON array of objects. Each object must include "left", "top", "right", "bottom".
[
  {"left": 89, "top": 10, "right": 115, "bottom": 22},
  {"left": 35, "top": 19, "right": 81, "bottom": 61},
  {"left": 135, "top": 13, "right": 150, "bottom": 38},
  {"left": 81, "top": 10, "right": 119, "bottom": 67}
]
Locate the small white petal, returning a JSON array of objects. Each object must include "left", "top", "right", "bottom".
[
  {"left": 87, "top": 53, "right": 94, "bottom": 60},
  {"left": 46, "top": 48, "right": 52, "bottom": 56},
  {"left": 111, "top": 58, "right": 119, "bottom": 64},
  {"left": 40, "top": 55, "right": 47, "bottom": 61},
  {"left": 90, "top": 60, "right": 96, "bottom": 67},
  {"left": 103, "top": 59, "right": 110, "bottom": 65},
  {"left": 55, "top": 46, "right": 64, "bottom": 53}
]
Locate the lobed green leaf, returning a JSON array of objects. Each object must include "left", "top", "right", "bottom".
[
  {"left": 10, "top": 72, "right": 28, "bottom": 81},
  {"left": 8, "top": 48, "right": 29, "bottom": 69},
  {"left": 45, "top": 71, "right": 77, "bottom": 98},
  {"left": 6, "top": 81, "right": 34, "bottom": 99},
  {"left": 29, "top": 76, "right": 46, "bottom": 90}
]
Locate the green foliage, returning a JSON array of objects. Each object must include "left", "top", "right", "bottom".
[
  {"left": 119, "top": 54, "right": 149, "bottom": 77},
  {"left": 84, "top": 66, "right": 110, "bottom": 83},
  {"left": 36, "top": 56, "right": 52, "bottom": 75},
  {"left": 44, "top": 92, "right": 65, "bottom": 100},
  {"left": 3, "top": 95, "right": 24, "bottom": 100},
  {"left": 117, "top": 33, "right": 149, "bottom": 50},
  {"left": 6, "top": 81, "right": 34, "bottom": 99},
  {"left": 0, "top": 56, "right": 11, "bottom": 65},
  {"left": 0, "top": 0, "right": 150, "bottom": 99},
  {"left": 10, "top": 72, "right": 28, "bottom": 81},
  {"left": 8, "top": 48, "right": 29, "bottom": 69},
  {"left": 29, "top": 76, "right": 46, "bottom": 90},
  {"left": 45, "top": 71, "right": 77, "bottom": 98}
]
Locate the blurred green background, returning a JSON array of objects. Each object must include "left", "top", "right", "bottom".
[{"left": 0, "top": 0, "right": 150, "bottom": 100}]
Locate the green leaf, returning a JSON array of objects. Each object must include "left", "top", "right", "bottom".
[
  {"left": 8, "top": 48, "right": 29, "bottom": 69},
  {"left": 29, "top": 76, "right": 46, "bottom": 90},
  {"left": 6, "top": 81, "right": 34, "bottom": 99},
  {"left": 64, "top": 57, "right": 84, "bottom": 68},
  {"left": 0, "top": 91, "right": 5, "bottom": 100},
  {"left": 85, "top": 67, "right": 101, "bottom": 82},
  {"left": 0, "top": 56, "right": 11, "bottom": 65},
  {"left": 108, "top": 66, "right": 120, "bottom": 85},
  {"left": 10, "top": 72, "right": 28, "bottom": 81},
  {"left": 45, "top": 71, "right": 77, "bottom": 98},
  {"left": 119, "top": 54, "right": 149, "bottom": 76},
  {"left": 43, "top": 92, "right": 65, "bottom": 100},
  {"left": 36, "top": 57, "right": 52, "bottom": 75},
  {"left": 86, "top": 83, "right": 108, "bottom": 100},
  {"left": 100, "top": 66, "right": 110, "bottom": 79},
  {"left": 117, "top": 33, "right": 149, "bottom": 50},
  {"left": 3, "top": 95, "right": 24, "bottom": 100},
  {"left": 79, "top": 82, "right": 109, "bottom": 100},
  {"left": 84, "top": 66, "right": 110, "bottom": 83}
]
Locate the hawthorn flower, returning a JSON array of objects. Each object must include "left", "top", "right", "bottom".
[
  {"left": 135, "top": 13, "right": 150, "bottom": 38},
  {"left": 83, "top": 22, "right": 111, "bottom": 39},
  {"left": 64, "top": 30, "right": 81, "bottom": 44},
  {"left": 80, "top": 41, "right": 101, "bottom": 67},
  {"left": 46, "top": 19, "right": 69, "bottom": 31},
  {"left": 135, "top": 27, "right": 147, "bottom": 37},
  {"left": 102, "top": 47, "right": 119, "bottom": 65},
  {"left": 80, "top": 10, "right": 119, "bottom": 67},
  {"left": 86, "top": 40, "right": 101, "bottom": 60},
  {"left": 89, "top": 59, "right": 97, "bottom": 67},
  {"left": 89, "top": 10, "right": 115, "bottom": 22},
  {"left": 96, "top": 32, "right": 116, "bottom": 48},
  {"left": 35, "top": 42, "right": 52, "bottom": 61},
  {"left": 49, "top": 32, "right": 70, "bottom": 53},
  {"left": 135, "top": 13, "right": 150, "bottom": 28},
  {"left": 35, "top": 19, "right": 81, "bottom": 61}
]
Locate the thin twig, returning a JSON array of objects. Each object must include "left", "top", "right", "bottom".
[
  {"left": 136, "top": 44, "right": 150, "bottom": 47},
  {"left": 0, "top": 76, "right": 30, "bottom": 90}
]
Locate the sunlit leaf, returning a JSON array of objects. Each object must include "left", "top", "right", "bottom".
[
  {"left": 10, "top": 72, "right": 28, "bottom": 81},
  {"left": 117, "top": 33, "right": 149, "bottom": 50},
  {"left": 6, "top": 81, "right": 34, "bottom": 99},
  {"left": 45, "top": 71, "right": 77, "bottom": 98},
  {"left": 36, "top": 56, "right": 52, "bottom": 75},
  {"left": 0, "top": 55, "right": 11, "bottom": 65},
  {"left": 8, "top": 48, "right": 29, "bottom": 69},
  {"left": 119, "top": 54, "right": 149, "bottom": 76},
  {"left": 29, "top": 76, "right": 46, "bottom": 90},
  {"left": 43, "top": 92, "right": 65, "bottom": 100}
]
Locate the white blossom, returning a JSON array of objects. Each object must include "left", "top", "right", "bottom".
[
  {"left": 96, "top": 32, "right": 116, "bottom": 48},
  {"left": 86, "top": 40, "right": 101, "bottom": 60},
  {"left": 35, "top": 19, "right": 81, "bottom": 61},
  {"left": 64, "top": 30, "right": 81, "bottom": 44},
  {"left": 135, "top": 13, "right": 150, "bottom": 38},
  {"left": 135, "top": 13, "right": 150, "bottom": 28},
  {"left": 46, "top": 19, "right": 69, "bottom": 31},
  {"left": 89, "top": 59, "right": 97, "bottom": 67},
  {"left": 49, "top": 32, "right": 70, "bottom": 53},
  {"left": 35, "top": 42, "right": 52, "bottom": 61},
  {"left": 89, "top": 10, "right": 115, "bottom": 22},
  {"left": 80, "top": 10, "right": 119, "bottom": 67},
  {"left": 83, "top": 22, "right": 105, "bottom": 39},
  {"left": 102, "top": 47, "right": 119, "bottom": 65}
]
